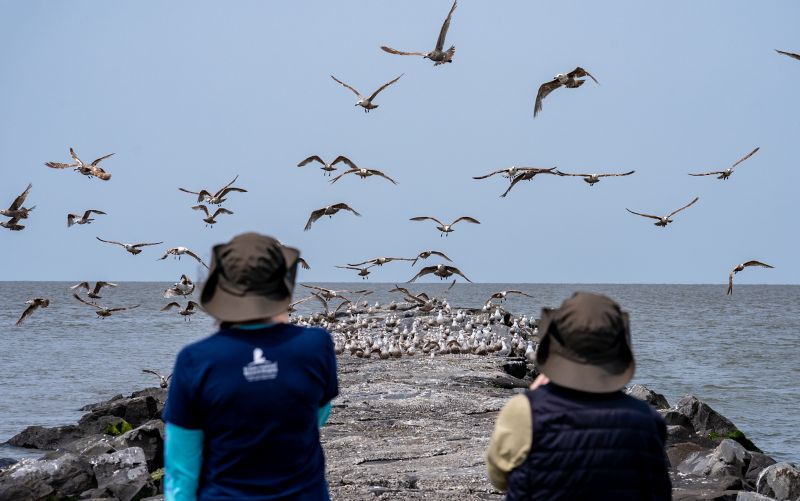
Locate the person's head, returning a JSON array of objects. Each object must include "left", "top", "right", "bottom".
[
  {"left": 200, "top": 232, "right": 300, "bottom": 326},
  {"left": 535, "top": 292, "right": 635, "bottom": 393}
]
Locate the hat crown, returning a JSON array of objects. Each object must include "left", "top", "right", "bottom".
[{"left": 211, "top": 233, "right": 296, "bottom": 299}]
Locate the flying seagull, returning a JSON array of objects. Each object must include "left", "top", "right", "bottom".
[
  {"left": 626, "top": 196, "right": 699, "bottom": 227},
  {"left": 380, "top": 0, "right": 457, "bottom": 66},
  {"left": 161, "top": 301, "right": 202, "bottom": 320},
  {"left": 348, "top": 256, "right": 414, "bottom": 267},
  {"left": 159, "top": 247, "right": 208, "bottom": 269},
  {"left": 73, "top": 293, "right": 139, "bottom": 318},
  {"left": 45, "top": 148, "right": 114, "bottom": 180},
  {"left": 412, "top": 250, "right": 452, "bottom": 266},
  {"left": 488, "top": 290, "right": 534, "bottom": 302},
  {"left": 775, "top": 49, "right": 800, "bottom": 61},
  {"left": 191, "top": 205, "right": 233, "bottom": 227},
  {"left": 727, "top": 261, "right": 774, "bottom": 295},
  {"left": 408, "top": 264, "right": 471, "bottom": 283},
  {"left": 336, "top": 265, "right": 375, "bottom": 279},
  {"left": 329, "top": 158, "right": 398, "bottom": 185},
  {"left": 330, "top": 74, "right": 403, "bottom": 112},
  {"left": 142, "top": 369, "right": 172, "bottom": 389},
  {"left": 556, "top": 170, "right": 635, "bottom": 186},
  {"left": 300, "top": 285, "right": 371, "bottom": 302},
  {"left": 15, "top": 298, "right": 50, "bottom": 326},
  {"left": 1, "top": 184, "right": 35, "bottom": 219},
  {"left": 473, "top": 166, "right": 526, "bottom": 180},
  {"left": 297, "top": 257, "right": 310, "bottom": 270},
  {"left": 304, "top": 203, "right": 361, "bottom": 231},
  {"left": 164, "top": 274, "right": 195, "bottom": 298},
  {"left": 96, "top": 237, "right": 163, "bottom": 255},
  {"left": 70, "top": 281, "right": 117, "bottom": 301},
  {"left": 688, "top": 147, "right": 759, "bottom": 180},
  {"left": 534, "top": 67, "right": 599, "bottom": 117},
  {"left": 501, "top": 168, "right": 558, "bottom": 198},
  {"left": 297, "top": 155, "right": 352, "bottom": 176},
  {"left": 409, "top": 215, "right": 480, "bottom": 236},
  {"left": 179, "top": 175, "right": 247, "bottom": 205},
  {"left": 67, "top": 210, "right": 106, "bottom": 227},
  {"left": 0, "top": 218, "right": 25, "bottom": 231}
]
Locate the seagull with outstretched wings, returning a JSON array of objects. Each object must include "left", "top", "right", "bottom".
[
  {"left": 727, "top": 261, "right": 774, "bottom": 295},
  {"left": 534, "top": 67, "right": 599, "bottom": 117},
  {"left": 304, "top": 203, "right": 361, "bottom": 231},
  {"left": 688, "top": 147, "right": 759, "bottom": 180},
  {"left": 556, "top": 170, "right": 635, "bottom": 186},
  {"left": 330, "top": 74, "right": 403, "bottom": 112},
  {"left": 626, "top": 197, "right": 699, "bottom": 227},
  {"left": 381, "top": 1, "right": 458, "bottom": 66},
  {"left": 409, "top": 215, "right": 480, "bottom": 236}
]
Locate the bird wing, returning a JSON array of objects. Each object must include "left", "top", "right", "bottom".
[
  {"left": 380, "top": 46, "right": 426, "bottom": 57},
  {"left": 161, "top": 302, "right": 180, "bottom": 311},
  {"left": 598, "top": 170, "right": 635, "bottom": 178},
  {"left": 688, "top": 171, "right": 722, "bottom": 176},
  {"left": 570, "top": 67, "right": 599, "bottom": 84},
  {"left": 347, "top": 259, "right": 372, "bottom": 267},
  {"left": 69, "top": 148, "right": 84, "bottom": 165},
  {"left": 109, "top": 304, "right": 140, "bottom": 313},
  {"left": 90, "top": 153, "right": 115, "bottom": 166},
  {"left": 178, "top": 187, "right": 201, "bottom": 195},
  {"left": 142, "top": 369, "right": 161, "bottom": 377},
  {"left": 83, "top": 209, "right": 107, "bottom": 218},
  {"left": 451, "top": 216, "right": 480, "bottom": 225},
  {"left": 500, "top": 173, "right": 529, "bottom": 198},
  {"left": 297, "top": 155, "right": 324, "bottom": 167},
  {"left": 329, "top": 169, "right": 356, "bottom": 184},
  {"left": 427, "top": 251, "right": 452, "bottom": 262},
  {"left": 367, "top": 169, "right": 398, "bottom": 184},
  {"left": 534, "top": 79, "right": 561, "bottom": 117},
  {"left": 44, "top": 161, "right": 76, "bottom": 169},
  {"left": 191, "top": 205, "right": 210, "bottom": 217},
  {"left": 15, "top": 304, "right": 37, "bottom": 326},
  {"left": 410, "top": 216, "right": 444, "bottom": 226},
  {"left": 330, "top": 75, "right": 363, "bottom": 98},
  {"left": 212, "top": 207, "right": 234, "bottom": 218},
  {"left": 183, "top": 249, "right": 208, "bottom": 268},
  {"left": 367, "top": 74, "right": 403, "bottom": 102},
  {"left": 96, "top": 281, "right": 117, "bottom": 291},
  {"left": 435, "top": 0, "right": 458, "bottom": 51},
  {"left": 741, "top": 260, "right": 774, "bottom": 269},
  {"left": 332, "top": 203, "right": 361, "bottom": 216},
  {"left": 70, "top": 282, "right": 90, "bottom": 291},
  {"left": 216, "top": 175, "right": 240, "bottom": 195},
  {"left": 555, "top": 170, "right": 591, "bottom": 177},
  {"left": 96, "top": 236, "right": 125, "bottom": 247},
  {"left": 408, "top": 266, "right": 436, "bottom": 283},
  {"left": 311, "top": 293, "right": 330, "bottom": 315},
  {"left": 506, "top": 290, "right": 534, "bottom": 298},
  {"left": 625, "top": 208, "right": 662, "bottom": 220},
  {"left": 331, "top": 156, "right": 358, "bottom": 170},
  {"left": 667, "top": 196, "right": 699, "bottom": 218},
  {"left": 73, "top": 293, "right": 101, "bottom": 309},
  {"left": 446, "top": 266, "right": 472, "bottom": 282},
  {"left": 218, "top": 187, "right": 247, "bottom": 197},
  {"left": 133, "top": 241, "right": 163, "bottom": 248},
  {"left": 776, "top": 49, "right": 800, "bottom": 61},
  {"left": 186, "top": 301, "right": 201, "bottom": 311},
  {"left": 472, "top": 169, "right": 507, "bottom": 180},
  {"left": 296, "top": 257, "right": 310, "bottom": 270},
  {"left": 728, "top": 147, "right": 759, "bottom": 172},
  {"left": 304, "top": 208, "right": 326, "bottom": 231},
  {"left": 9, "top": 184, "right": 32, "bottom": 211}
]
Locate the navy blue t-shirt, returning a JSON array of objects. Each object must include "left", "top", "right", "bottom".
[{"left": 164, "top": 324, "right": 338, "bottom": 500}]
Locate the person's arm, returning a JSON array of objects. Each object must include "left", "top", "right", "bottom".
[
  {"left": 486, "top": 394, "right": 533, "bottom": 491},
  {"left": 317, "top": 401, "right": 332, "bottom": 427},
  {"left": 164, "top": 423, "right": 204, "bottom": 501},
  {"left": 318, "top": 328, "right": 339, "bottom": 428}
]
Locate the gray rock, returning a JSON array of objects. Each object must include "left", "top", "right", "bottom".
[
  {"left": 91, "top": 447, "right": 157, "bottom": 501},
  {"left": 678, "top": 439, "right": 749, "bottom": 480},
  {"left": 501, "top": 358, "right": 527, "bottom": 379},
  {"left": 5, "top": 424, "right": 84, "bottom": 450},
  {"left": 81, "top": 394, "right": 124, "bottom": 412},
  {"left": 745, "top": 452, "right": 778, "bottom": 491},
  {"left": 0, "top": 458, "right": 18, "bottom": 469},
  {"left": 668, "top": 442, "right": 707, "bottom": 468},
  {"left": 736, "top": 492, "right": 777, "bottom": 501},
  {"left": 0, "top": 452, "right": 95, "bottom": 500},
  {"left": 625, "top": 384, "right": 670, "bottom": 409},
  {"left": 674, "top": 395, "right": 738, "bottom": 437},
  {"left": 672, "top": 488, "right": 740, "bottom": 500},
  {"left": 78, "top": 395, "right": 159, "bottom": 430},
  {"left": 755, "top": 462, "right": 800, "bottom": 501},
  {"left": 113, "top": 420, "right": 165, "bottom": 471},
  {"left": 661, "top": 409, "right": 696, "bottom": 431},
  {"left": 667, "top": 425, "right": 694, "bottom": 444}
]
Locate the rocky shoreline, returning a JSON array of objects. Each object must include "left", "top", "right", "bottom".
[{"left": 2, "top": 356, "right": 798, "bottom": 500}]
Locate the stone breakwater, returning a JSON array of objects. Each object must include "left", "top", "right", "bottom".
[{"left": 2, "top": 355, "right": 799, "bottom": 500}]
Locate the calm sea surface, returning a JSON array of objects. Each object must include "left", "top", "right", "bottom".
[{"left": 0, "top": 282, "right": 798, "bottom": 463}]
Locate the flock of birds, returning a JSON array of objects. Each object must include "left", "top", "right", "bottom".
[{"left": 6, "top": 2, "right": 796, "bottom": 331}]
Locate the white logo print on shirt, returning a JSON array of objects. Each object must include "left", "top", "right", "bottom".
[{"left": 243, "top": 348, "right": 279, "bottom": 382}]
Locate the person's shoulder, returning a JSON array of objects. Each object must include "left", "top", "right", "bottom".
[
  {"left": 286, "top": 324, "right": 332, "bottom": 343},
  {"left": 619, "top": 392, "right": 666, "bottom": 420},
  {"left": 175, "top": 330, "right": 228, "bottom": 361}
]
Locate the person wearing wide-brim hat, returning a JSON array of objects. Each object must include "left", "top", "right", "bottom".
[
  {"left": 163, "top": 232, "right": 339, "bottom": 501},
  {"left": 486, "top": 292, "right": 671, "bottom": 500}
]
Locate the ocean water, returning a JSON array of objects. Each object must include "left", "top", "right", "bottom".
[{"left": 0, "top": 282, "right": 798, "bottom": 463}]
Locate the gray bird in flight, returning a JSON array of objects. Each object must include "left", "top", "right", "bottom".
[
  {"left": 381, "top": 1, "right": 458, "bottom": 66},
  {"left": 330, "top": 74, "right": 403, "bottom": 112}
]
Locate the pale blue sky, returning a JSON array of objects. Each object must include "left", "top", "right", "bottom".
[{"left": 1, "top": 1, "right": 798, "bottom": 284}]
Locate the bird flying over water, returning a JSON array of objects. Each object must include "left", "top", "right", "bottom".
[
  {"left": 556, "top": 170, "right": 635, "bottom": 186},
  {"left": 412, "top": 250, "right": 452, "bottom": 266},
  {"left": 626, "top": 196, "right": 699, "bottom": 227},
  {"left": 142, "top": 369, "right": 172, "bottom": 389},
  {"left": 380, "top": 0, "right": 458, "bottom": 66},
  {"left": 534, "top": 67, "right": 599, "bottom": 117},
  {"left": 15, "top": 298, "right": 50, "bottom": 326},
  {"left": 410, "top": 215, "right": 480, "bottom": 236},
  {"left": 727, "top": 261, "right": 774, "bottom": 295},
  {"left": 688, "top": 147, "right": 759, "bottom": 180},
  {"left": 73, "top": 293, "right": 139, "bottom": 318},
  {"left": 96, "top": 237, "right": 163, "bottom": 255},
  {"left": 67, "top": 210, "right": 106, "bottom": 227},
  {"left": 501, "top": 168, "right": 558, "bottom": 198},
  {"left": 304, "top": 203, "right": 361, "bottom": 231},
  {"left": 330, "top": 74, "right": 403, "bottom": 112},
  {"left": 179, "top": 175, "right": 247, "bottom": 205},
  {"left": 191, "top": 205, "right": 233, "bottom": 227},
  {"left": 336, "top": 265, "right": 375, "bottom": 279},
  {"left": 348, "top": 256, "right": 414, "bottom": 267},
  {"left": 488, "top": 290, "right": 534, "bottom": 302},
  {"left": 159, "top": 247, "right": 208, "bottom": 268},
  {"left": 775, "top": 49, "right": 800, "bottom": 61},
  {"left": 1, "top": 184, "right": 35, "bottom": 219},
  {"left": 70, "top": 281, "right": 117, "bottom": 301},
  {"left": 164, "top": 274, "right": 195, "bottom": 298},
  {"left": 408, "top": 264, "right": 471, "bottom": 283},
  {"left": 161, "top": 301, "right": 201, "bottom": 320},
  {"left": 45, "top": 148, "right": 113, "bottom": 180},
  {"left": 297, "top": 155, "right": 353, "bottom": 176}
]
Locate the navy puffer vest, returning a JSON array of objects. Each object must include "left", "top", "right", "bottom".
[{"left": 506, "top": 383, "right": 671, "bottom": 501}]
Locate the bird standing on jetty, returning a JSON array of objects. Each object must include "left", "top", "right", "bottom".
[
  {"left": 73, "top": 293, "right": 139, "bottom": 318},
  {"left": 179, "top": 175, "right": 247, "bottom": 205},
  {"left": 142, "top": 369, "right": 172, "bottom": 389},
  {"left": 1, "top": 184, "right": 35, "bottom": 220},
  {"left": 727, "top": 261, "right": 774, "bottom": 295},
  {"left": 96, "top": 237, "right": 163, "bottom": 255},
  {"left": 534, "top": 67, "right": 599, "bottom": 117},
  {"left": 45, "top": 148, "right": 114, "bottom": 180},
  {"left": 330, "top": 74, "right": 403, "bottom": 112},
  {"left": 501, "top": 168, "right": 558, "bottom": 198},
  {"left": 688, "top": 147, "right": 759, "bottom": 180},
  {"left": 626, "top": 197, "right": 699, "bottom": 227},
  {"left": 304, "top": 203, "right": 361, "bottom": 231},
  {"left": 67, "top": 210, "right": 106, "bottom": 227},
  {"left": 296, "top": 155, "right": 353, "bottom": 176},
  {"left": 15, "top": 298, "right": 50, "bottom": 326},
  {"left": 161, "top": 301, "right": 201, "bottom": 320},
  {"left": 164, "top": 274, "right": 195, "bottom": 298},
  {"left": 410, "top": 215, "right": 480, "bottom": 236},
  {"left": 159, "top": 247, "right": 208, "bottom": 269},
  {"left": 776, "top": 49, "right": 800, "bottom": 61},
  {"left": 380, "top": 0, "right": 458, "bottom": 66},
  {"left": 191, "top": 205, "right": 233, "bottom": 227},
  {"left": 556, "top": 170, "right": 635, "bottom": 186},
  {"left": 408, "top": 264, "right": 471, "bottom": 282},
  {"left": 70, "top": 281, "right": 117, "bottom": 302}
]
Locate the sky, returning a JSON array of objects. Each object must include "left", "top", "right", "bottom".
[{"left": 1, "top": 1, "right": 798, "bottom": 284}]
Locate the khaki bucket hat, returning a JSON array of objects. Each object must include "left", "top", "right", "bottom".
[
  {"left": 536, "top": 292, "right": 635, "bottom": 393},
  {"left": 201, "top": 232, "right": 300, "bottom": 323}
]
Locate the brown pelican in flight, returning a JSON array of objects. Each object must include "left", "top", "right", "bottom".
[
  {"left": 330, "top": 74, "right": 403, "bottom": 112},
  {"left": 534, "top": 67, "right": 599, "bottom": 117},
  {"left": 380, "top": 1, "right": 457, "bottom": 66},
  {"left": 688, "top": 147, "right": 759, "bottom": 180},
  {"left": 96, "top": 237, "right": 163, "bottom": 255},
  {"left": 179, "top": 175, "right": 247, "bottom": 205},
  {"left": 304, "top": 203, "right": 361, "bottom": 231},
  {"left": 67, "top": 210, "right": 106, "bottom": 227},
  {"left": 15, "top": 298, "right": 50, "bottom": 326},
  {"left": 45, "top": 148, "right": 114, "bottom": 180},
  {"left": 409, "top": 215, "right": 480, "bottom": 236},
  {"left": 1, "top": 184, "right": 35, "bottom": 219},
  {"left": 501, "top": 168, "right": 558, "bottom": 198},
  {"left": 297, "top": 155, "right": 352, "bottom": 176},
  {"left": 556, "top": 170, "right": 635, "bottom": 186},
  {"left": 727, "top": 261, "right": 774, "bottom": 295},
  {"left": 408, "top": 264, "right": 471, "bottom": 283},
  {"left": 626, "top": 197, "right": 699, "bottom": 227}
]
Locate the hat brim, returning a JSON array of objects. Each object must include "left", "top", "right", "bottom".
[{"left": 538, "top": 351, "right": 635, "bottom": 393}]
